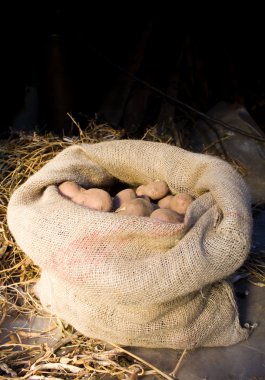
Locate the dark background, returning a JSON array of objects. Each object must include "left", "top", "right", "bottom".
[{"left": 1, "top": 4, "right": 264, "bottom": 137}]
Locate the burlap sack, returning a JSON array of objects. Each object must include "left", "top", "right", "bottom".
[{"left": 7, "top": 140, "right": 252, "bottom": 349}]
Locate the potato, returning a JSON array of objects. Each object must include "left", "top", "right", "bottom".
[
  {"left": 157, "top": 194, "right": 173, "bottom": 209},
  {"left": 116, "top": 198, "right": 154, "bottom": 217},
  {"left": 113, "top": 188, "right": 136, "bottom": 210},
  {"left": 72, "top": 188, "right": 113, "bottom": 212},
  {"left": 170, "top": 193, "right": 193, "bottom": 215},
  {"left": 150, "top": 208, "right": 183, "bottom": 224},
  {"left": 59, "top": 181, "right": 112, "bottom": 212},
  {"left": 58, "top": 181, "right": 81, "bottom": 199},
  {"left": 136, "top": 180, "right": 169, "bottom": 200}
]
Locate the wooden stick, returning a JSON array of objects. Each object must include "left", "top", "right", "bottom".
[{"left": 170, "top": 349, "right": 188, "bottom": 378}]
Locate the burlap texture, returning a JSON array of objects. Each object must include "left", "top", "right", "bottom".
[{"left": 7, "top": 140, "right": 252, "bottom": 349}]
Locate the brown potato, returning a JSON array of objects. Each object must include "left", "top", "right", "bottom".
[
  {"left": 157, "top": 194, "right": 173, "bottom": 209},
  {"left": 116, "top": 198, "right": 154, "bottom": 217},
  {"left": 150, "top": 208, "right": 184, "bottom": 224},
  {"left": 170, "top": 193, "right": 193, "bottom": 215},
  {"left": 136, "top": 180, "right": 169, "bottom": 200},
  {"left": 58, "top": 181, "right": 81, "bottom": 199},
  {"left": 72, "top": 188, "right": 113, "bottom": 212},
  {"left": 113, "top": 188, "right": 136, "bottom": 210}
]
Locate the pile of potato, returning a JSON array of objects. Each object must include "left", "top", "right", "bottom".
[{"left": 58, "top": 180, "right": 193, "bottom": 224}]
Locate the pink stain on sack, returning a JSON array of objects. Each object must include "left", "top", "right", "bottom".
[
  {"left": 46, "top": 222, "right": 184, "bottom": 282},
  {"left": 49, "top": 231, "right": 110, "bottom": 279},
  {"left": 224, "top": 210, "right": 249, "bottom": 222}
]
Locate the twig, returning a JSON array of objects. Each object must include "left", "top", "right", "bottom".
[
  {"left": 30, "top": 362, "right": 82, "bottom": 373},
  {"left": 109, "top": 342, "right": 174, "bottom": 380},
  {"left": 170, "top": 349, "right": 188, "bottom": 378},
  {"left": 202, "top": 135, "right": 232, "bottom": 153},
  {"left": 51, "top": 333, "right": 82, "bottom": 353},
  {"left": 66, "top": 113, "right": 85, "bottom": 140},
  {"left": 27, "top": 376, "right": 64, "bottom": 380}
]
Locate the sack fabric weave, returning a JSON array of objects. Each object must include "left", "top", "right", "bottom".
[{"left": 7, "top": 140, "right": 252, "bottom": 349}]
